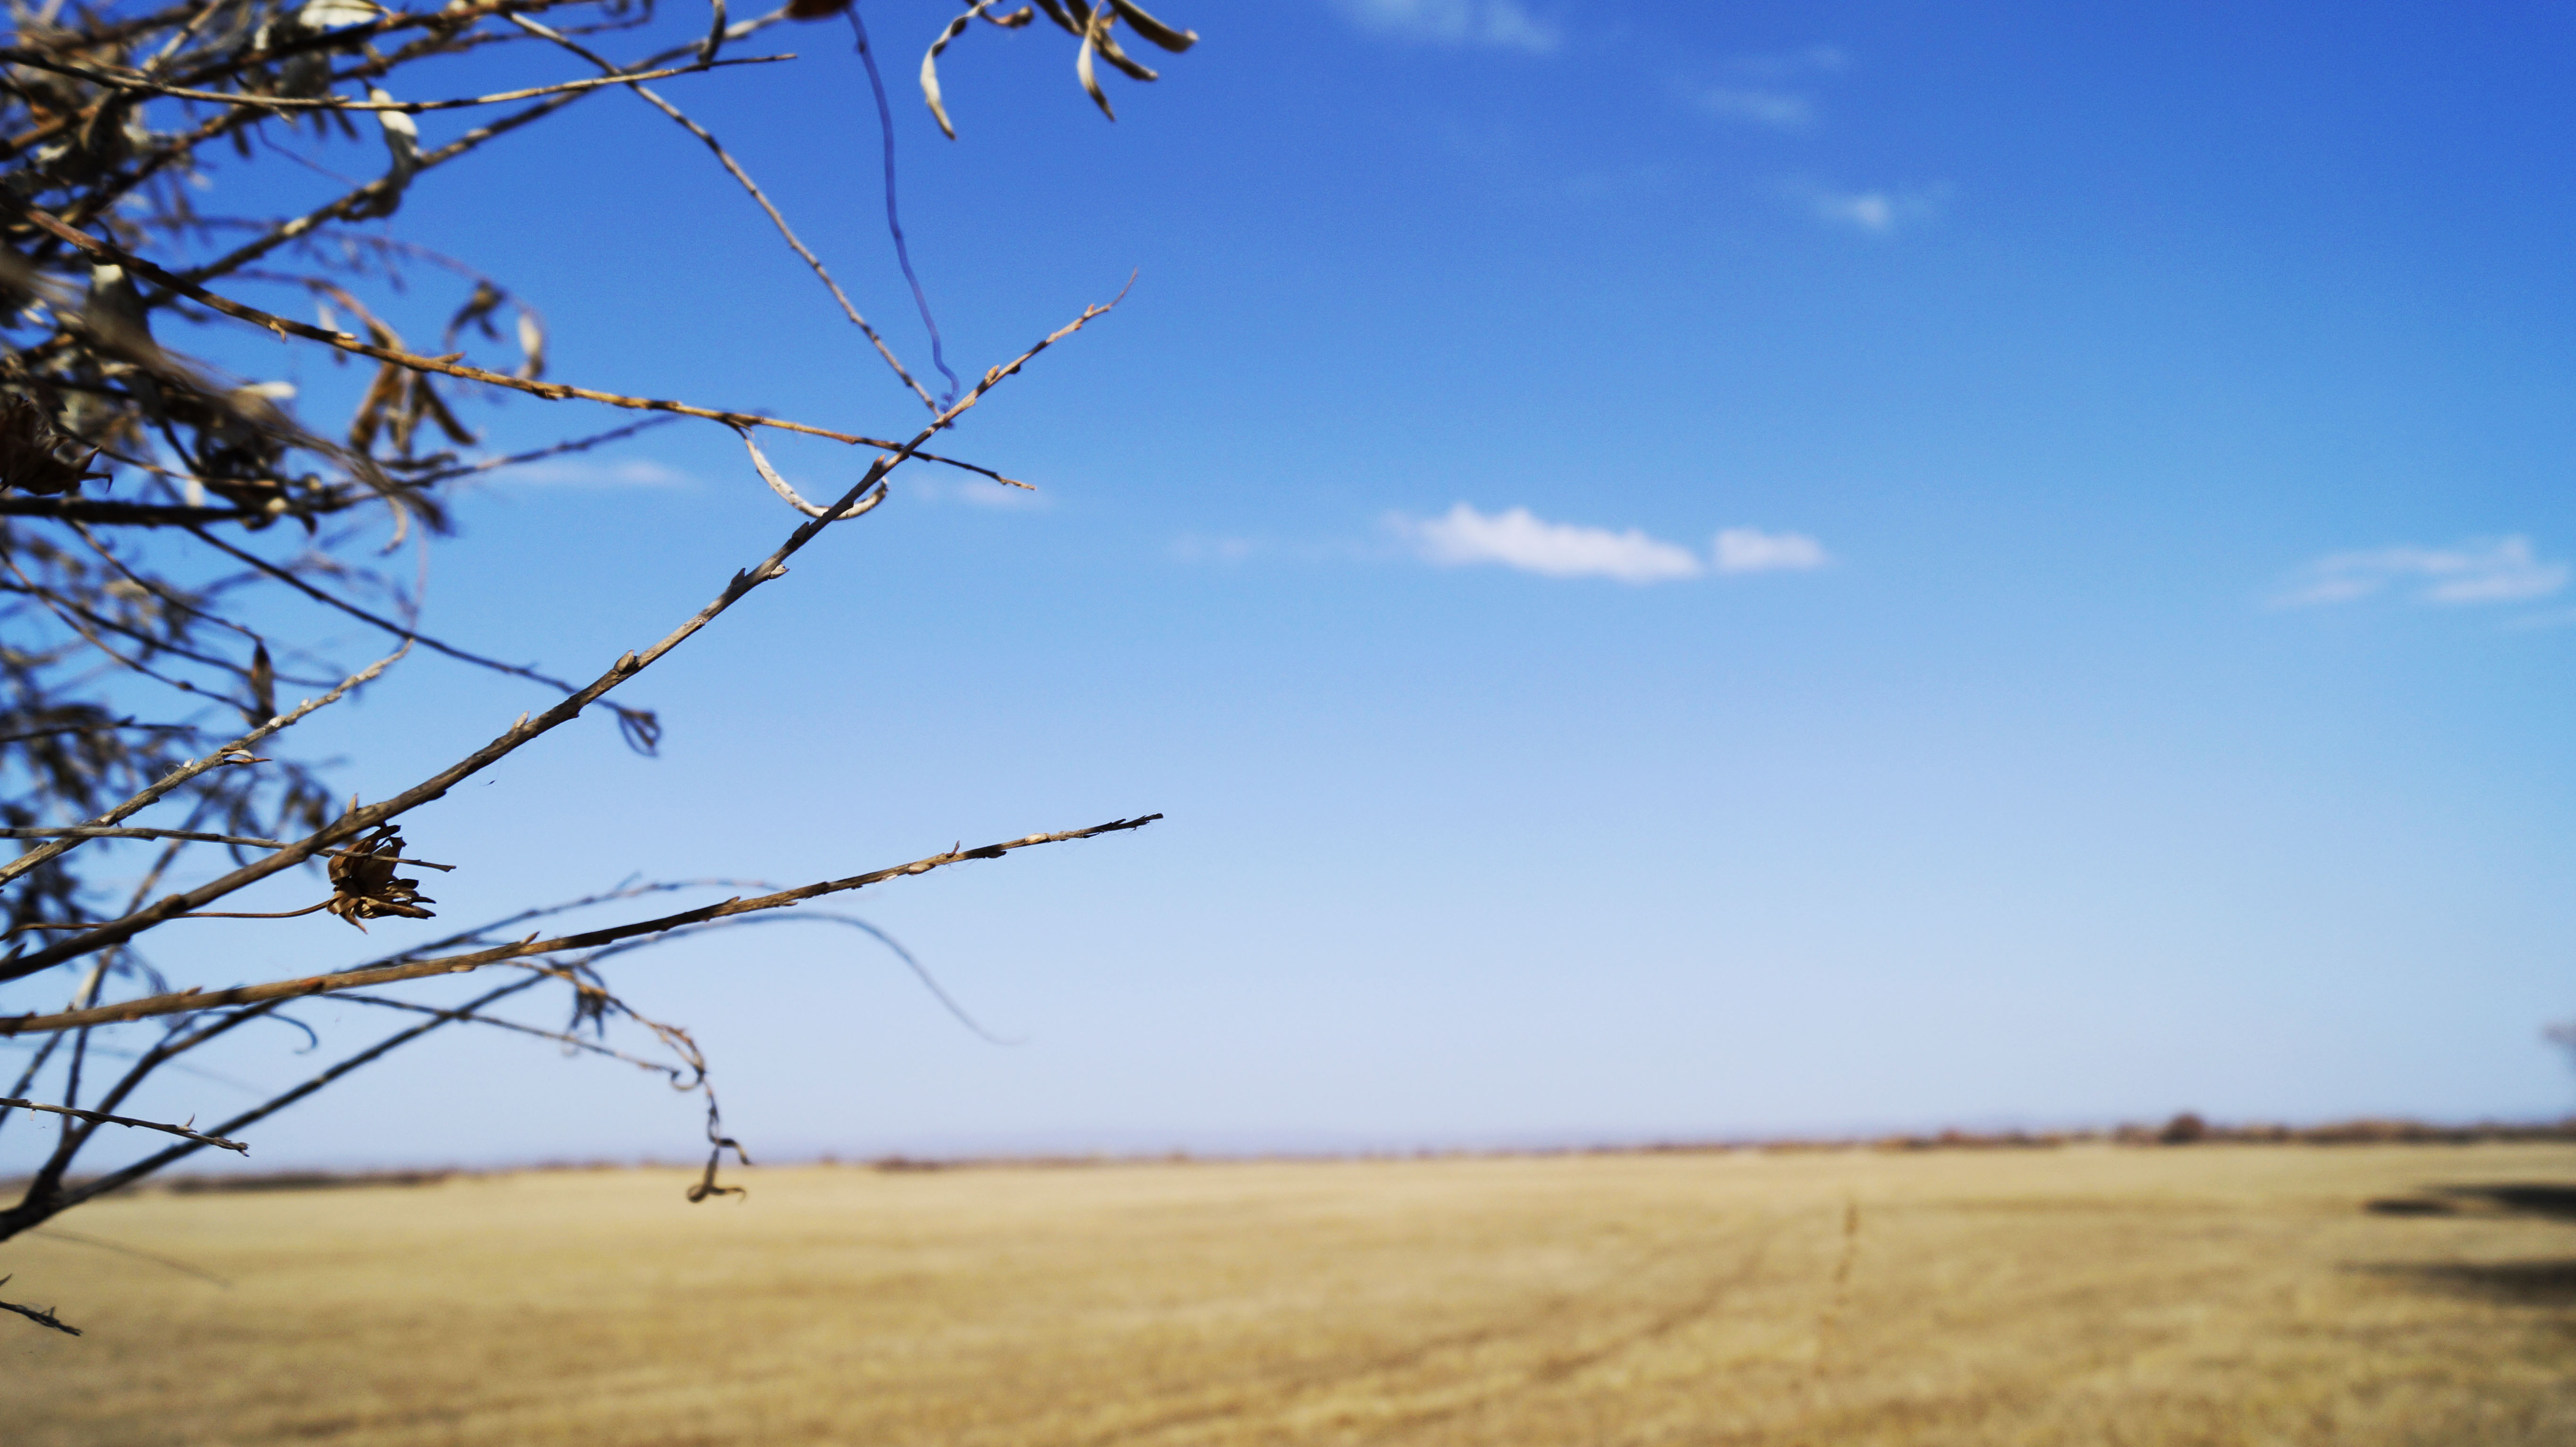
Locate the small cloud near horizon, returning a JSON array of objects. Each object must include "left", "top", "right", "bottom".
[
  {"left": 2276, "top": 536, "right": 2569, "bottom": 609},
  {"left": 1393, "top": 504, "right": 1829, "bottom": 585},
  {"left": 1328, "top": 0, "right": 1558, "bottom": 53}
]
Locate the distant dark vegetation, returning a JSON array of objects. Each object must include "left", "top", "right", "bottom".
[{"left": 24, "top": 1114, "right": 2571, "bottom": 1197}]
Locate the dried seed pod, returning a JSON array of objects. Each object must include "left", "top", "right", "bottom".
[{"left": 324, "top": 825, "right": 437, "bottom": 930}]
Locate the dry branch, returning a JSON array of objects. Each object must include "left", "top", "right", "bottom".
[
  {"left": 0, "top": 47, "right": 792, "bottom": 113},
  {"left": 0, "top": 815, "right": 1161, "bottom": 1036},
  {"left": 1, "top": 288, "right": 1122, "bottom": 983},
  {"left": 0, "top": 826, "right": 452, "bottom": 869},
  {"left": 0, "top": 1096, "right": 249, "bottom": 1152},
  {"left": 0, "top": 644, "right": 407, "bottom": 889},
  {"left": 506, "top": 12, "right": 940, "bottom": 410},
  {"left": 0, "top": 1279, "right": 79, "bottom": 1335}
]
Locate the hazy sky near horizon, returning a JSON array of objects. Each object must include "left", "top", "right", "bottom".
[{"left": 9, "top": 0, "right": 2576, "bottom": 1171}]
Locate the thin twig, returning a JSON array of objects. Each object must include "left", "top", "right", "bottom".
[
  {"left": 415, "top": 416, "right": 679, "bottom": 484},
  {"left": 159, "top": 10, "right": 799, "bottom": 295},
  {"left": 335, "top": 992, "right": 689, "bottom": 1081},
  {"left": 0, "top": 643, "right": 407, "bottom": 890},
  {"left": 0, "top": 1095, "right": 249, "bottom": 1152},
  {"left": 0, "top": 289, "right": 1125, "bottom": 981},
  {"left": 184, "top": 526, "right": 638, "bottom": 717},
  {"left": 0, "top": 1277, "right": 79, "bottom": 1335},
  {"left": 0, "top": 815, "right": 1161, "bottom": 1035},
  {"left": 9, "top": 194, "right": 904, "bottom": 447},
  {"left": 507, "top": 12, "right": 940, "bottom": 411},
  {"left": 847, "top": 3, "right": 961, "bottom": 406},
  {"left": 0, "top": 719, "right": 194, "bottom": 747},
  {"left": 29, "top": 1226, "right": 231, "bottom": 1287},
  {"left": 0, "top": 826, "right": 453, "bottom": 870},
  {"left": 0, "top": 47, "right": 792, "bottom": 113},
  {"left": 2, "top": 976, "right": 545, "bottom": 1232}
]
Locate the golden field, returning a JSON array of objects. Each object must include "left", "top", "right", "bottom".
[{"left": 5, "top": 1143, "right": 2574, "bottom": 1445}]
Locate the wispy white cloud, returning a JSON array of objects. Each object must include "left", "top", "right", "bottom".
[
  {"left": 2277, "top": 536, "right": 2570, "bottom": 608},
  {"left": 1801, "top": 183, "right": 1941, "bottom": 236},
  {"left": 488, "top": 457, "right": 687, "bottom": 487},
  {"left": 1392, "top": 505, "right": 1830, "bottom": 585},
  {"left": 1328, "top": 0, "right": 1557, "bottom": 54},
  {"left": 1713, "top": 527, "right": 1829, "bottom": 574},
  {"left": 1692, "top": 88, "right": 1813, "bottom": 129},
  {"left": 1682, "top": 46, "right": 1847, "bottom": 131},
  {"left": 1398, "top": 504, "right": 1701, "bottom": 582}
]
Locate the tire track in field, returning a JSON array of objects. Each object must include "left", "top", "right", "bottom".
[
  {"left": 1071, "top": 1217, "right": 1788, "bottom": 1447},
  {"left": 1351, "top": 1221, "right": 1788, "bottom": 1444}
]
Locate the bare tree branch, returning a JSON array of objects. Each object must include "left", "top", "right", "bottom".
[
  {"left": 0, "top": 1095, "right": 249, "bottom": 1152},
  {"left": 0, "top": 1278, "right": 80, "bottom": 1335},
  {"left": 0, "top": 814, "right": 1161, "bottom": 1035},
  {"left": 0, "top": 644, "right": 407, "bottom": 890},
  {"left": 0, "top": 288, "right": 1125, "bottom": 983},
  {"left": 1, "top": 976, "right": 548, "bottom": 1235}
]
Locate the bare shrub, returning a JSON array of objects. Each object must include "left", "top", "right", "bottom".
[{"left": 0, "top": 0, "right": 1192, "bottom": 1334}]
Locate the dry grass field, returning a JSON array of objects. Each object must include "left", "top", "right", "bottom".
[{"left": 5, "top": 1143, "right": 2574, "bottom": 1445}]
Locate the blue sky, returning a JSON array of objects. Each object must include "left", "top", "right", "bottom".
[{"left": 12, "top": 0, "right": 2576, "bottom": 1170}]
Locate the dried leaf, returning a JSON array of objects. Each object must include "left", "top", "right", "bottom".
[
  {"left": 350, "top": 90, "right": 420, "bottom": 220},
  {"left": 921, "top": 5, "right": 980, "bottom": 139},
  {"left": 0, "top": 397, "right": 107, "bottom": 496},
  {"left": 1108, "top": 0, "right": 1194, "bottom": 51},
  {"left": 1091, "top": 22, "right": 1159, "bottom": 82},
  {"left": 1076, "top": 9, "right": 1115, "bottom": 119},
  {"left": 347, "top": 358, "right": 405, "bottom": 452},
  {"left": 412, "top": 373, "right": 478, "bottom": 449},
  {"left": 445, "top": 281, "right": 505, "bottom": 346},
  {"left": 515, "top": 309, "right": 546, "bottom": 381},
  {"left": 246, "top": 641, "right": 276, "bottom": 724}
]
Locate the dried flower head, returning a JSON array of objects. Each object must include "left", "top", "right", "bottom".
[{"left": 325, "top": 825, "right": 437, "bottom": 930}]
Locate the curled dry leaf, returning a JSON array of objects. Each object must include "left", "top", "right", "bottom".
[
  {"left": 1076, "top": 8, "right": 1113, "bottom": 118},
  {"left": 0, "top": 398, "right": 108, "bottom": 497},
  {"left": 325, "top": 824, "right": 437, "bottom": 930},
  {"left": 922, "top": 1, "right": 1042, "bottom": 138},
  {"left": 515, "top": 309, "right": 546, "bottom": 381},
  {"left": 1107, "top": 0, "right": 1195, "bottom": 52}
]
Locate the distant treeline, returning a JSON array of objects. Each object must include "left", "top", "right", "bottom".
[
  {"left": 17, "top": 1115, "right": 2576, "bottom": 1198},
  {"left": 1731, "top": 1113, "right": 2576, "bottom": 1153}
]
